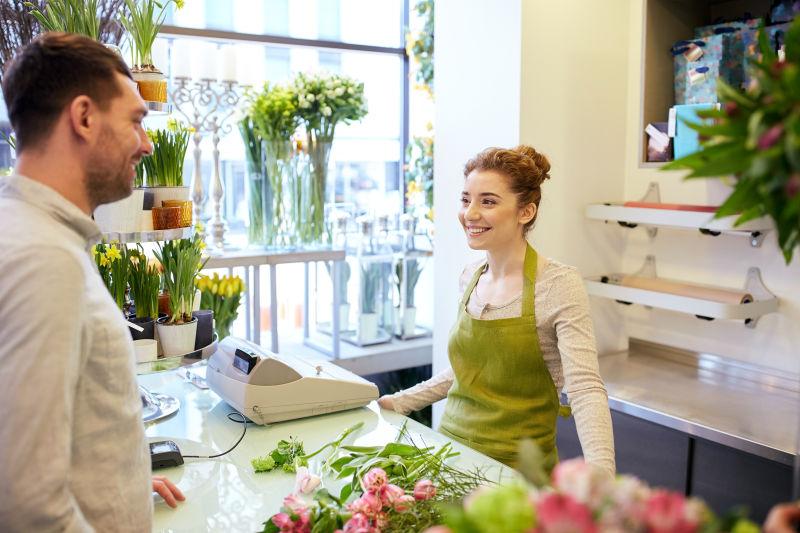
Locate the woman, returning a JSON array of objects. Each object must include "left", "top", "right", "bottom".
[{"left": 379, "top": 145, "right": 615, "bottom": 476}]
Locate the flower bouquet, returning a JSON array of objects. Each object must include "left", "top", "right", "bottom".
[
  {"left": 92, "top": 241, "right": 129, "bottom": 312},
  {"left": 664, "top": 18, "right": 800, "bottom": 263},
  {"left": 294, "top": 72, "right": 368, "bottom": 244},
  {"left": 195, "top": 272, "right": 245, "bottom": 340}
]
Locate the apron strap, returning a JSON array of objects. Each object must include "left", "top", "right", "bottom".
[{"left": 521, "top": 245, "right": 538, "bottom": 317}]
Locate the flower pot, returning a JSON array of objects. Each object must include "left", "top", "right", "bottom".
[
  {"left": 147, "top": 186, "right": 190, "bottom": 207},
  {"left": 158, "top": 292, "right": 171, "bottom": 317},
  {"left": 155, "top": 317, "right": 198, "bottom": 356},
  {"left": 93, "top": 188, "right": 145, "bottom": 232},
  {"left": 139, "top": 210, "right": 154, "bottom": 231},
  {"left": 131, "top": 67, "right": 167, "bottom": 103},
  {"left": 192, "top": 310, "right": 214, "bottom": 350},
  {"left": 358, "top": 313, "right": 379, "bottom": 343},
  {"left": 128, "top": 316, "right": 155, "bottom": 341},
  {"left": 402, "top": 306, "right": 417, "bottom": 337},
  {"left": 152, "top": 206, "right": 183, "bottom": 230}
]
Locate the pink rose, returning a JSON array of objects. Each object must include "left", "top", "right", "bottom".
[
  {"left": 551, "top": 459, "right": 612, "bottom": 511},
  {"left": 379, "top": 483, "right": 406, "bottom": 507},
  {"left": 599, "top": 475, "right": 650, "bottom": 531},
  {"left": 394, "top": 494, "right": 415, "bottom": 513},
  {"left": 342, "top": 513, "right": 376, "bottom": 533},
  {"left": 283, "top": 493, "right": 308, "bottom": 515},
  {"left": 374, "top": 511, "right": 389, "bottom": 529},
  {"left": 644, "top": 490, "right": 698, "bottom": 533},
  {"left": 360, "top": 467, "right": 388, "bottom": 493},
  {"left": 413, "top": 479, "right": 437, "bottom": 500},
  {"left": 293, "top": 466, "right": 322, "bottom": 494},
  {"left": 536, "top": 492, "right": 598, "bottom": 533},
  {"left": 271, "top": 512, "right": 295, "bottom": 531},
  {"left": 348, "top": 492, "right": 383, "bottom": 517}
]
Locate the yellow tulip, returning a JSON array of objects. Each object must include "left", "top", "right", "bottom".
[
  {"left": 211, "top": 283, "right": 219, "bottom": 295},
  {"left": 225, "top": 284, "right": 234, "bottom": 298}
]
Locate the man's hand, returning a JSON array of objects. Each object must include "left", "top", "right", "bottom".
[
  {"left": 765, "top": 502, "right": 800, "bottom": 533},
  {"left": 152, "top": 475, "right": 185, "bottom": 508}
]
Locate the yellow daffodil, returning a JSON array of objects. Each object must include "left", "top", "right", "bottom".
[
  {"left": 106, "top": 247, "right": 122, "bottom": 262},
  {"left": 99, "top": 254, "right": 110, "bottom": 268}
]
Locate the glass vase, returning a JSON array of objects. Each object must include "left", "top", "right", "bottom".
[
  {"left": 303, "top": 135, "right": 333, "bottom": 246},
  {"left": 246, "top": 160, "right": 269, "bottom": 247},
  {"left": 263, "top": 139, "right": 294, "bottom": 248}
]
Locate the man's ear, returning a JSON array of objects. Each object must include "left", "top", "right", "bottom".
[
  {"left": 67, "top": 95, "right": 95, "bottom": 143},
  {"left": 519, "top": 202, "right": 537, "bottom": 226}
]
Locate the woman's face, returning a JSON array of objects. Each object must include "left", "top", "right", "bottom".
[{"left": 459, "top": 169, "right": 534, "bottom": 251}]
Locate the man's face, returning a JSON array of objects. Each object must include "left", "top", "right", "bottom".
[{"left": 86, "top": 73, "right": 151, "bottom": 209}]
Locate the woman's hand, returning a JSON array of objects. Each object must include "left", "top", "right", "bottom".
[
  {"left": 153, "top": 475, "right": 185, "bottom": 508},
  {"left": 377, "top": 395, "right": 395, "bottom": 411},
  {"left": 765, "top": 502, "right": 800, "bottom": 533}
]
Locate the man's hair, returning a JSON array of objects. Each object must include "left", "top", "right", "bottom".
[{"left": 2, "top": 32, "right": 132, "bottom": 152}]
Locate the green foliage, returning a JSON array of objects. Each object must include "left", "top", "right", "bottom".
[
  {"left": 406, "top": 0, "right": 434, "bottom": 96},
  {"left": 360, "top": 263, "right": 382, "bottom": 314},
  {"left": 128, "top": 245, "right": 159, "bottom": 319},
  {"left": 252, "top": 436, "right": 308, "bottom": 474},
  {"left": 141, "top": 119, "right": 191, "bottom": 187},
  {"left": 154, "top": 233, "right": 206, "bottom": 324},
  {"left": 120, "top": 0, "right": 182, "bottom": 66},
  {"left": 444, "top": 482, "right": 536, "bottom": 533},
  {"left": 395, "top": 258, "right": 424, "bottom": 308},
  {"left": 251, "top": 455, "right": 276, "bottom": 473},
  {"left": 248, "top": 82, "right": 302, "bottom": 142},
  {"left": 26, "top": 0, "right": 101, "bottom": 40},
  {"left": 664, "top": 18, "right": 800, "bottom": 263}
]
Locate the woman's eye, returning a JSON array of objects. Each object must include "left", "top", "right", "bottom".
[
  {"left": 482, "top": 199, "right": 496, "bottom": 206},
  {"left": 460, "top": 197, "right": 469, "bottom": 205}
]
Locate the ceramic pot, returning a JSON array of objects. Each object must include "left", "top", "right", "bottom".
[{"left": 155, "top": 317, "right": 198, "bottom": 356}]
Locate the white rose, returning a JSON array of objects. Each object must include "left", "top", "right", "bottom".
[
  {"left": 326, "top": 90, "right": 335, "bottom": 99},
  {"left": 347, "top": 87, "right": 354, "bottom": 94},
  {"left": 335, "top": 87, "right": 345, "bottom": 96},
  {"left": 321, "top": 106, "right": 332, "bottom": 117}
]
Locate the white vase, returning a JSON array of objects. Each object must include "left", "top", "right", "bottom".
[
  {"left": 93, "top": 188, "right": 145, "bottom": 232},
  {"left": 402, "top": 307, "right": 417, "bottom": 337},
  {"left": 148, "top": 186, "right": 190, "bottom": 207},
  {"left": 358, "top": 313, "right": 379, "bottom": 343},
  {"left": 155, "top": 317, "right": 198, "bottom": 356}
]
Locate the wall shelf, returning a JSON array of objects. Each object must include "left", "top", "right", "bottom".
[
  {"left": 585, "top": 183, "right": 771, "bottom": 247},
  {"left": 584, "top": 256, "right": 778, "bottom": 328},
  {"left": 102, "top": 226, "right": 193, "bottom": 243}
]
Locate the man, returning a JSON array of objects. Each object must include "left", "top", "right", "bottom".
[{"left": 0, "top": 33, "right": 183, "bottom": 531}]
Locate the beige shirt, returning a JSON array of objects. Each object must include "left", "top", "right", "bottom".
[
  {"left": 388, "top": 256, "right": 616, "bottom": 475},
  {"left": 0, "top": 175, "right": 152, "bottom": 532}
]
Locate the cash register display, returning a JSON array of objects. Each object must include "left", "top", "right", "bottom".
[{"left": 234, "top": 348, "right": 258, "bottom": 375}]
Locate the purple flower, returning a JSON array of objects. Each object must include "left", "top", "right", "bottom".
[{"left": 757, "top": 124, "right": 784, "bottom": 150}]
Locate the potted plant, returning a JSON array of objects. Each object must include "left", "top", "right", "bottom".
[
  {"left": 664, "top": 18, "right": 800, "bottom": 263},
  {"left": 26, "top": 0, "right": 102, "bottom": 41},
  {"left": 128, "top": 245, "right": 160, "bottom": 340},
  {"left": 154, "top": 233, "right": 207, "bottom": 356},
  {"left": 196, "top": 273, "right": 245, "bottom": 340},
  {"left": 358, "top": 263, "right": 381, "bottom": 343},
  {"left": 119, "top": 0, "right": 183, "bottom": 103},
  {"left": 140, "top": 118, "right": 192, "bottom": 211},
  {"left": 293, "top": 72, "right": 368, "bottom": 244}
]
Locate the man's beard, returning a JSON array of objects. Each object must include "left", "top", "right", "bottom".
[{"left": 85, "top": 125, "right": 134, "bottom": 211}]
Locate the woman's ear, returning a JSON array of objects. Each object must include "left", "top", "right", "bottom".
[{"left": 519, "top": 202, "right": 537, "bottom": 226}]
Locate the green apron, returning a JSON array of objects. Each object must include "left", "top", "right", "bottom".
[{"left": 440, "top": 245, "right": 570, "bottom": 471}]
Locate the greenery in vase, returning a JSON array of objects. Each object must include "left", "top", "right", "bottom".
[
  {"left": 128, "top": 245, "right": 160, "bottom": 319},
  {"left": 26, "top": 0, "right": 102, "bottom": 40},
  {"left": 664, "top": 19, "right": 800, "bottom": 263},
  {"left": 119, "top": 0, "right": 182, "bottom": 68},
  {"left": 360, "top": 263, "right": 382, "bottom": 315},
  {"left": 196, "top": 273, "right": 245, "bottom": 340},
  {"left": 142, "top": 118, "right": 191, "bottom": 187},
  {"left": 239, "top": 116, "right": 270, "bottom": 245},
  {"left": 248, "top": 82, "right": 302, "bottom": 246},
  {"left": 395, "top": 258, "right": 423, "bottom": 309},
  {"left": 294, "top": 72, "right": 368, "bottom": 243},
  {"left": 155, "top": 233, "right": 207, "bottom": 324}
]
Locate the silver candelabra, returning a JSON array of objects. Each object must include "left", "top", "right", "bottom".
[{"left": 170, "top": 77, "right": 243, "bottom": 249}]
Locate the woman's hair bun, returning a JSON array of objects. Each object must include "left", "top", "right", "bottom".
[{"left": 512, "top": 145, "right": 551, "bottom": 183}]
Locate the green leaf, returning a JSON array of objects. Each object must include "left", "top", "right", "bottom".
[{"left": 339, "top": 483, "right": 353, "bottom": 502}]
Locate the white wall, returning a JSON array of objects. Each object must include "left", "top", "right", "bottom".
[{"left": 432, "top": 0, "right": 522, "bottom": 425}]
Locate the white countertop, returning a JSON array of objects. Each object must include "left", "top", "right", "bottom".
[{"left": 139, "top": 368, "right": 511, "bottom": 533}]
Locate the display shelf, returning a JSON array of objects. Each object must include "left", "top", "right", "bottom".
[
  {"left": 102, "top": 226, "right": 193, "bottom": 244},
  {"left": 585, "top": 256, "right": 778, "bottom": 328},
  {"left": 585, "top": 183, "right": 771, "bottom": 246}
]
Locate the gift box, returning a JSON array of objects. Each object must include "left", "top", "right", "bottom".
[
  {"left": 645, "top": 122, "right": 672, "bottom": 162},
  {"left": 693, "top": 18, "right": 761, "bottom": 38},
  {"left": 671, "top": 103, "right": 716, "bottom": 159},
  {"left": 673, "top": 36, "right": 723, "bottom": 104}
]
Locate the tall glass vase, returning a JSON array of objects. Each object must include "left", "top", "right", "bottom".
[
  {"left": 246, "top": 159, "right": 270, "bottom": 246},
  {"left": 304, "top": 135, "right": 333, "bottom": 246},
  {"left": 263, "top": 139, "right": 294, "bottom": 248}
]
